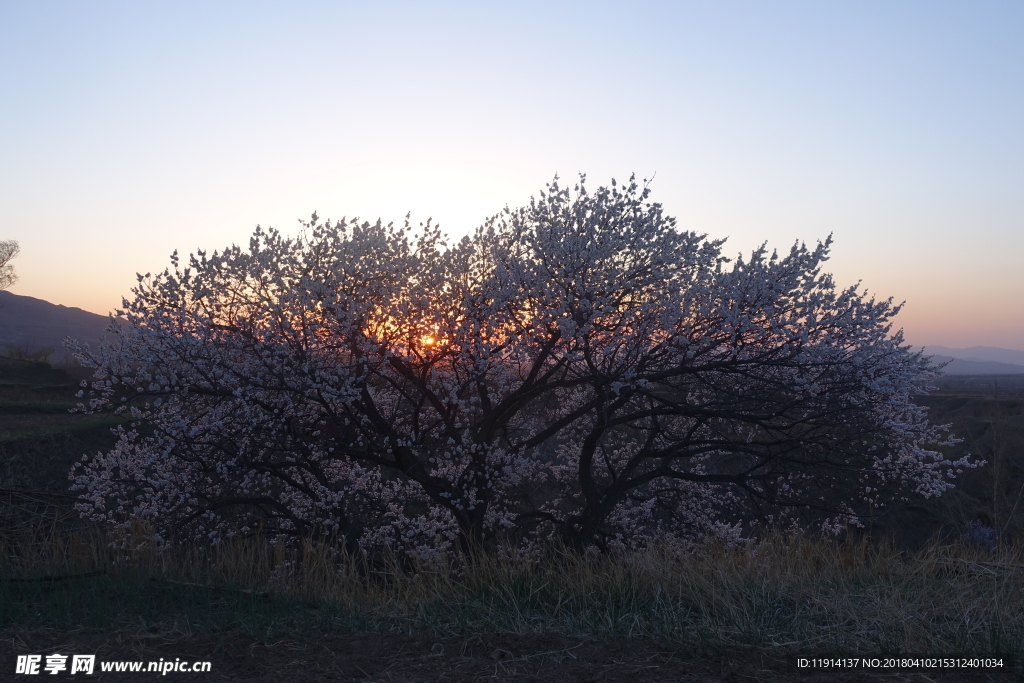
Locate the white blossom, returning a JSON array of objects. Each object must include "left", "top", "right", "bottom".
[{"left": 67, "top": 175, "right": 978, "bottom": 554}]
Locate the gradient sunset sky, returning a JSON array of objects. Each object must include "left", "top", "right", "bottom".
[{"left": 1, "top": 1, "right": 1022, "bottom": 349}]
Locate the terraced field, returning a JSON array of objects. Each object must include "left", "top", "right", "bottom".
[{"left": 0, "top": 356, "right": 122, "bottom": 491}]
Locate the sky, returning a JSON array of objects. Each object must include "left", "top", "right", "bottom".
[{"left": 1, "top": 1, "right": 1022, "bottom": 350}]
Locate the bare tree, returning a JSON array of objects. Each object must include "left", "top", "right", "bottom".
[{"left": 0, "top": 240, "right": 18, "bottom": 291}]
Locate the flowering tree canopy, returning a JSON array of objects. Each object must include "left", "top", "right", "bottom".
[{"left": 70, "top": 176, "right": 976, "bottom": 554}]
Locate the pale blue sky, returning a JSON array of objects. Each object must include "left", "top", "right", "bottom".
[{"left": 1, "top": 1, "right": 1022, "bottom": 348}]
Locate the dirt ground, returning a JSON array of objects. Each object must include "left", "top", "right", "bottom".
[{"left": 2, "top": 630, "right": 1018, "bottom": 682}]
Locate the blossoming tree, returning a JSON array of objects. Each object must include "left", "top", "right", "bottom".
[{"left": 70, "top": 176, "right": 976, "bottom": 555}]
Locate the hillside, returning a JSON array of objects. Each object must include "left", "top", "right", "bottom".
[{"left": 0, "top": 291, "right": 114, "bottom": 361}]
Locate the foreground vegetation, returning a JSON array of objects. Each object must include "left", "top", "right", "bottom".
[{"left": 3, "top": 508, "right": 1023, "bottom": 663}]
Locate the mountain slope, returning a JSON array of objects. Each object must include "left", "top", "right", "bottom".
[{"left": 0, "top": 291, "right": 114, "bottom": 361}]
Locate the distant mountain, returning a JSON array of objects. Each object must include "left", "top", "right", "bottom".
[
  {"left": 0, "top": 291, "right": 115, "bottom": 361},
  {"left": 922, "top": 345, "right": 1024, "bottom": 366},
  {"left": 925, "top": 354, "right": 1024, "bottom": 375}
]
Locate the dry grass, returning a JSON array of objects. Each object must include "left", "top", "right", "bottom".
[{"left": 2, "top": 505, "right": 1022, "bottom": 658}]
